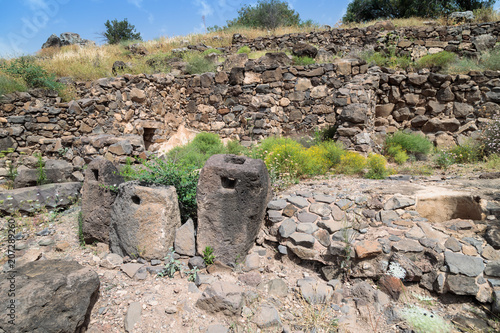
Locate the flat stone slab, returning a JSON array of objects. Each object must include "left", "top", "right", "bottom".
[
  {"left": 392, "top": 239, "right": 424, "bottom": 253},
  {"left": 267, "top": 199, "right": 288, "bottom": 210},
  {"left": 0, "top": 182, "right": 82, "bottom": 213},
  {"left": 313, "top": 194, "right": 336, "bottom": 204},
  {"left": 445, "top": 251, "right": 485, "bottom": 277},
  {"left": 297, "top": 211, "right": 318, "bottom": 223},
  {"left": 287, "top": 196, "right": 309, "bottom": 208}
]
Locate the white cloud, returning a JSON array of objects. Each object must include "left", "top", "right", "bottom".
[
  {"left": 127, "top": 0, "right": 143, "bottom": 8},
  {"left": 194, "top": 0, "right": 214, "bottom": 17},
  {"left": 23, "top": 0, "right": 48, "bottom": 10},
  {"left": 148, "top": 13, "right": 154, "bottom": 24}
]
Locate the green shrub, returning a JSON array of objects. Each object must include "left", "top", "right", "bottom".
[
  {"left": 144, "top": 52, "right": 173, "bottom": 73},
  {"left": 337, "top": 151, "right": 366, "bottom": 175},
  {"left": 365, "top": 154, "right": 389, "bottom": 179},
  {"left": 481, "top": 49, "right": 500, "bottom": 71},
  {"left": 386, "top": 144, "right": 409, "bottom": 165},
  {"left": 202, "top": 48, "right": 223, "bottom": 56},
  {"left": 385, "top": 131, "right": 433, "bottom": 156},
  {"left": 1, "top": 56, "right": 63, "bottom": 91},
  {"left": 486, "top": 153, "right": 500, "bottom": 170},
  {"left": 448, "top": 141, "right": 483, "bottom": 163},
  {"left": 122, "top": 156, "right": 199, "bottom": 222},
  {"left": 35, "top": 153, "right": 47, "bottom": 186},
  {"left": 78, "top": 211, "right": 85, "bottom": 247},
  {"left": 184, "top": 53, "right": 217, "bottom": 74},
  {"left": 362, "top": 47, "right": 413, "bottom": 70},
  {"left": 167, "top": 132, "right": 225, "bottom": 169},
  {"left": 202, "top": 246, "right": 216, "bottom": 266},
  {"left": 292, "top": 56, "right": 316, "bottom": 65},
  {"left": 303, "top": 145, "right": 330, "bottom": 175},
  {"left": 237, "top": 46, "right": 251, "bottom": 54},
  {"left": 434, "top": 150, "right": 454, "bottom": 169},
  {"left": 226, "top": 139, "right": 246, "bottom": 155},
  {"left": 483, "top": 116, "right": 500, "bottom": 155},
  {"left": 319, "top": 141, "right": 345, "bottom": 167},
  {"left": 417, "top": 51, "right": 456, "bottom": 71}
]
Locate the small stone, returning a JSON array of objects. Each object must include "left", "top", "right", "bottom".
[
  {"left": 378, "top": 275, "right": 403, "bottom": 300},
  {"left": 38, "top": 238, "right": 54, "bottom": 246},
  {"left": 151, "top": 259, "right": 162, "bottom": 266},
  {"left": 238, "top": 272, "right": 262, "bottom": 287},
  {"left": 445, "top": 274, "right": 479, "bottom": 296},
  {"left": 268, "top": 199, "right": 287, "bottom": 210},
  {"left": 188, "top": 282, "right": 200, "bottom": 293},
  {"left": 445, "top": 237, "right": 462, "bottom": 252},
  {"left": 313, "top": 229, "right": 331, "bottom": 247},
  {"left": 482, "top": 245, "right": 500, "bottom": 261},
  {"left": 282, "top": 204, "right": 298, "bottom": 217},
  {"left": 355, "top": 240, "right": 382, "bottom": 259},
  {"left": 278, "top": 245, "right": 288, "bottom": 255},
  {"left": 121, "top": 263, "right": 144, "bottom": 278},
  {"left": 309, "top": 203, "right": 331, "bottom": 217},
  {"left": 317, "top": 219, "right": 343, "bottom": 234},
  {"left": 336, "top": 199, "right": 353, "bottom": 210},
  {"left": 124, "top": 302, "right": 142, "bottom": 332},
  {"left": 314, "top": 194, "right": 336, "bottom": 204},
  {"left": 101, "top": 253, "right": 123, "bottom": 269},
  {"left": 206, "top": 324, "right": 228, "bottom": 333},
  {"left": 296, "top": 223, "right": 318, "bottom": 234},
  {"left": 244, "top": 253, "right": 260, "bottom": 271},
  {"left": 55, "top": 241, "right": 70, "bottom": 252},
  {"left": 287, "top": 196, "right": 309, "bottom": 209},
  {"left": 268, "top": 210, "right": 284, "bottom": 223},
  {"left": 189, "top": 256, "right": 206, "bottom": 269},
  {"left": 36, "top": 228, "right": 51, "bottom": 236},
  {"left": 445, "top": 251, "right": 485, "bottom": 277},
  {"left": 252, "top": 304, "right": 281, "bottom": 329},
  {"left": 289, "top": 232, "right": 315, "bottom": 248},
  {"left": 392, "top": 239, "right": 424, "bottom": 253},
  {"left": 297, "top": 211, "right": 318, "bottom": 223},
  {"left": 330, "top": 205, "right": 345, "bottom": 221},
  {"left": 268, "top": 279, "right": 288, "bottom": 297},
  {"left": 485, "top": 261, "right": 500, "bottom": 277},
  {"left": 279, "top": 218, "right": 296, "bottom": 238}
]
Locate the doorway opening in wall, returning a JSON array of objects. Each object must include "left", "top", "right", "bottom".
[{"left": 143, "top": 128, "right": 155, "bottom": 150}]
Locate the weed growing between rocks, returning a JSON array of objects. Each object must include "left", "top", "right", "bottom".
[
  {"left": 78, "top": 211, "right": 85, "bottom": 247},
  {"left": 292, "top": 55, "right": 316, "bottom": 65},
  {"left": 483, "top": 116, "right": 500, "bottom": 155},
  {"left": 35, "top": 153, "right": 47, "bottom": 186},
  {"left": 236, "top": 46, "right": 251, "bottom": 54},
  {"left": 417, "top": 51, "right": 457, "bottom": 71},
  {"left": 158, "top": 248, "right": 183, "bottom": 278},
  {"left": 202, "top": 246, "right": 215, "bottom": 266},
  {"left": 183, "top": 52, "right": 217, "bottom": 74},
  {"left": 292, "top": 293, "right": 339, "bottom": 332}
]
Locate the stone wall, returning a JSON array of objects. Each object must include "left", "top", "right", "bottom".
[
  {"left": 231, "top": 21, "right": 500, "bottom": 59},
  {"left": 1, "top": 59, "right": 499, "bottom": 165}
]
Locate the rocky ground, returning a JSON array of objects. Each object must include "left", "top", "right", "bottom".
[{"left": 1, "top": 168, "right": 500, "bottom": 333}]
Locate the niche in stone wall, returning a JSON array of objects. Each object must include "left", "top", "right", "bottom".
[{"left": 143, "top": 128, "right": 155, "bottom": 150}]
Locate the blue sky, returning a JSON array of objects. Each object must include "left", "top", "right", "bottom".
[
  {"left": 0, "top": 0, "right": 499, "bottom": 58},
  {"left": 0, "top": 0, "right": 347, "bottom": 57}
]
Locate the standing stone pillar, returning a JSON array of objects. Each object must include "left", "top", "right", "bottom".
[
  {"left": 197, "top": 154, "right": 271, "bottom": 265},
  {"left": 81, "top": 158, "right": 124, "bottom": 244}
]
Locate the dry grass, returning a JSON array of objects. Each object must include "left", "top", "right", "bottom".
[{"left": 291, "top": 291, "right": 339, "bottom": 332}]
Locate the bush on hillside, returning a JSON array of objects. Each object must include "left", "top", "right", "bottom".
[
  {"left": 292, "top": 56, "right": 315, "bottom": 65},
  {"left": 417, "top": 51, "right": 457, "bottom": 71},
  {"left": 237, "top": 46, "right": 251, "bottom": 54},
  {"left": 0, "top": 56, "right": 62, "bottom": 91},
  {"left": 365, "top": 154, "right": 390, "bottom": 179},
  {"left": 385, "top": 131, "right": 433, "bottom": 156},
  {"left": 0, "top": 73, "right": 27, "bottom": 97},
  {"left": 167, "top": 132, "right": 226, "bottom": 169},
  {"left": 184, "top": 53, "right": 217, "bottom": 74},
  {"left": 337, "top": 151, "right": 366, "bottom": 175},
  {"left": 227, "top": 0, "right": 301, "bottom": 30}
]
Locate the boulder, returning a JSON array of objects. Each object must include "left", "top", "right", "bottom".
[
  {"left": 13, "top": 159, "right": 73, "bottom": 188},
  {"left": 0, "top": 182, "right": 81, "bottom": 214},
  {"left": 197, "top": 155, "right": 271, "bottom": 265},
  {"left": 174, "top": 218, "right": 196, "bottom": 256},
  {"left": 340, "top": 104, "right": 368, "bottom": 124},
  {"left": 195, "top": 282, "right": 244, "bottom": 316},
  {"left": 223, "top": 53, "right": 248, "bottom": 71},
  {"left": 292, "top": 42, "right": 318, "bottom": 58},
  {"left": 81, "top": 158, "right": 124, "bottom": 244},
  {"left": 256, "top": 52, "right": 291, "bottom": 68},
  {"left": 42, "top": 32, "right": 94, "bottom": 49},
  {"left": 0, "top": 260, "right": 99, "bottom": 333},
  {"left": 110, "top": 182, "right": 181, "bottom": 260}
]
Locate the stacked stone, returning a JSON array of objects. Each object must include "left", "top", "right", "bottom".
[{"left": 265, "top": 179, "right": 500, "bottom": 309}]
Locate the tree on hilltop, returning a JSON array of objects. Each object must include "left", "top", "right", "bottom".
[
  {"left": 342, "top": 0, "right": 496, "bottom": 22},
  {"left": 226, "top": 0, "right": 302, "bottom": 30},
  {"left": 102, "top": 18, "right": 142, "bottom": 44}
]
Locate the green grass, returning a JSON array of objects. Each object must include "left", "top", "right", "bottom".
[
  {"left": 417, "top": 51, "right": 456, "bottom": 71},
  {"left": 183, "top": 52, "right": 217, "bottom": 74},
  {"left": 0, "top": 73, "right": 27, "bottom": 97},
  {"left": 293, "top": 55, "right": 316, "bottom": 65},
  {"left": 362, "top": 47, "right": 413, "bottom": 70},
  {"left": 386, "top": 131, "right": 433, "bottom": 156},
  {"left": 202, "top": 48, "right": 223, "bottom": 55},
  {"left": 236, "top": 46, "right": 251, "bottom": 54}
]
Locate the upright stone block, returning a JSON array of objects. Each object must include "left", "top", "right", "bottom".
[
  {"left": 197, "top": 155, "right": 271, "bottom": 265},
  {"left": 110, "top": 182, "right": 181, "bottom": 260},
  {"left": 81, "top": 158, "right": 124, "bottom": 244}
]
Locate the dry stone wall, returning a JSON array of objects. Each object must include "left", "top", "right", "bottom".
[
  {"left": 1, "top": 58, "right": 499, "bottom": 164},
  {"left": 232, "top": 21, "right": 500, "bottom": 59}
]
